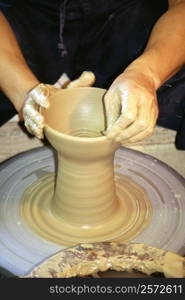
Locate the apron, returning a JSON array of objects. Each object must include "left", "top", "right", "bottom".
[{"left": 1, "top": 0, "right": 185, "bottom": 149}]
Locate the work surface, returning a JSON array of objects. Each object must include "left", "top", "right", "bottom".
[{"left": 0, "top": 119, "right": 185, "bottom": 178}]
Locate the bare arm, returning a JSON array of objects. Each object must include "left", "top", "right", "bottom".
[
  {"left": 105, "top": 0, "right": 185, "bottom": 143},
  {"left": 0, "top": 11, "right": 39, "bottom": 111},
  {"left": 127, "top": 0, "right": 185, "bottom": 89}
]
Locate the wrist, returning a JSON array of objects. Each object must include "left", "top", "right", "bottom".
[
  {"left": 12, "top": 79, "right": 40, "bottom": 112},
  {"left": 124, "top": 55, "right": 162, "bottom": 90}
]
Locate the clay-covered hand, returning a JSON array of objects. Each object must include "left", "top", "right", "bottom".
[
  {"left": 104, "top": 70, "right": 159, "bottom": 145},
  {"left": 23, "top": 71, "right": 95, "bottom": 139}
]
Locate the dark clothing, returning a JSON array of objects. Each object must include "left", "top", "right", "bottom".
[{"left": 1, "top": 0, "right": 185, "bottom": 149}]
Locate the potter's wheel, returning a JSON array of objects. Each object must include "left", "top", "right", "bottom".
[{"left": 0, "top": 146, "right": 185, "bottom": 276}]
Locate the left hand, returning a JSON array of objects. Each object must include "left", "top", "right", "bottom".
[
  {"left": 104, "top": 69, "right": 159, "bottom": 145},
  {"left": 23, "top": 71, "right": 95, "bottom": 139}
]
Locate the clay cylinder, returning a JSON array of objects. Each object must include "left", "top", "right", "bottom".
[{"left": 43, "top": 88, "right": 120, "bottom": 226}]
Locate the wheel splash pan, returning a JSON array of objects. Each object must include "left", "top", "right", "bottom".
[{"left": 0, "top": 146, "right": 185, "bottom": 276}]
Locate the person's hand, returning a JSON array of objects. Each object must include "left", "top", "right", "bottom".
[
  {"left": 104, "top": 69, "right": 159, "bottom": 145},
  {"left": 23, "top": 71, "right": 95, "bottom": 139}
]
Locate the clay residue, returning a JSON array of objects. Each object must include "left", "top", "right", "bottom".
[
  {"left": 23, "top": 242, "right": 185, "bottom": 278},
  {"left": 20, "top": 172, "right": 152, "bottom": 246}
]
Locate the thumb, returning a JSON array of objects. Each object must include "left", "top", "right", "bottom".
[
  {"left": 66, "top": 71, "right": 95, "bottom": 89},
  {"left": 54, "top": 73, "right": 70, "bottom": 88},
  {"left": 104, "top": 90, "right": 121, "bottom": 132}
]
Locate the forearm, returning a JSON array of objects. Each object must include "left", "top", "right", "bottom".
[
  {"left": 125, "top": 1, "right": 185, "bottom": 89},
  {"left": 0, "top": 12, "right": 39, "bottom": 111}
]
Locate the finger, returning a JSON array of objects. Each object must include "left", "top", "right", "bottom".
[
  {"left": 115, "top": 99, "right": 153, "bottom": 142},
  {"left": 23, "top": 96, "right": 34, "bottom": 118},
  {"left": 121, "top": 125, "right": 155, "bottom": 145},
  {"left": 66, "top": 71, "right": 95, "bottom": 89},
  {"left": 106, "top": 105, "right": 137, "bottom": 140},
  {"left": 106, "top": 89, "right": 139, "bottom": 140},
  {"left": 29, "top": 84, "right": 50, "bottom": 108},
  {"left": 23, "top": 103, "right": 44, "bottom": 125},
  {"left": 120, "top": 107, "right": 157, "bottom": 144},
  {"left": 104, "top": 91, "right": 121, "bottom": 130},
  {"left": 115, "top": 120, "right": 147, "bottom": 142},
  {"left": 54, "top": 73, "right": 70, "bottom": 88},
  {"left": 24, "top": 118, "right": 44, "bottom": 139}
]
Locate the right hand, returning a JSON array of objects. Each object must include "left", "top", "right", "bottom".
[
  {"left": 104, "top": 69, "right": 159, "bottom": 145},
  {"left": 23, "top": 71, "right": 95, "bottom": 139}
]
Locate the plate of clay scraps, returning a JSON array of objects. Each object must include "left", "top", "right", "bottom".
[
  {"left": 23, "top": 242, "right": 185, "bottom": 278},
  {"left": 0, "top": 146, "right": 185, "bottom": 276}
]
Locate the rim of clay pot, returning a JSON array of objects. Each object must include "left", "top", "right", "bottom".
[
  {"left": 43, "top": 87, "right": 111, "bottom": 144},
  {"left": 44, "top": 123, "right": 109, "bottom": 144}
]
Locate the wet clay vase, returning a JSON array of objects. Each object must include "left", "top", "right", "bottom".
[
  {"left": 21, "top": 87, "right": 151, "bottom": 246},
  {"left": 43, "top": 88, "right": 123, "bottom": 241}
]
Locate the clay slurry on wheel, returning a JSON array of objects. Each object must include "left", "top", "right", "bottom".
[{"left": 0, "top": 146, "right": 185, "bottom": 276}]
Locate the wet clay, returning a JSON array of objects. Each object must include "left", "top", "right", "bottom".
[
  {"left": 24, "top": 242, "right": 185, "bottom": 278},
  {"left": 21, "top": 88, "right": 152, "bottom": 246}
]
